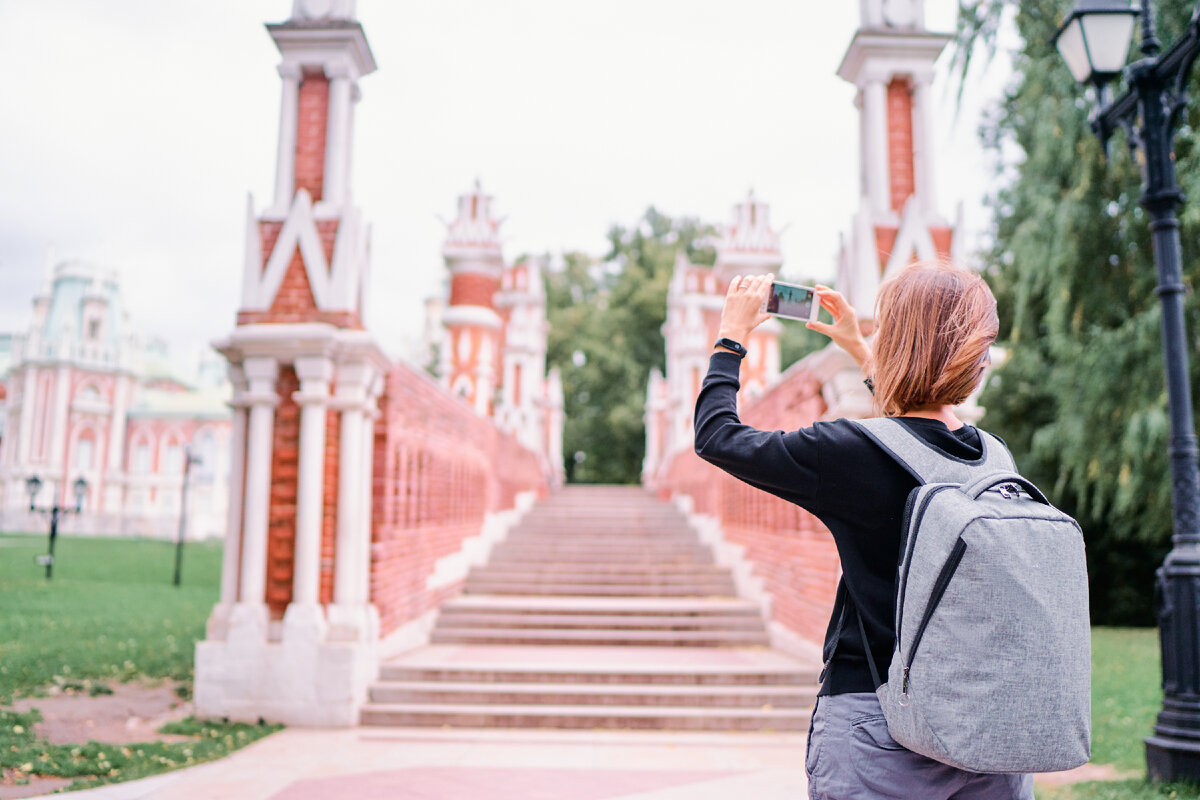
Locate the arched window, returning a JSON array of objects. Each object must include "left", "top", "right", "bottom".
[
  {"left": 76, "top": 435, "right": 94, "bottom": 471},
  {"left": 162, "top": 435, "right": 182, "bottom": 475},
  {"left": 131, "top": 434, "right": 152, "bottom": 475}
]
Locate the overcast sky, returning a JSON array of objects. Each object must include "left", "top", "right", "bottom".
[{"left": 0, "top": 0, "right": 1009, "bottom": 368}]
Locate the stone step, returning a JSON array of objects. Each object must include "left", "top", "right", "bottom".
[
  {"left": 440, "top": 596, "right": 762, "bottom": 616},
  {"left": 463, "top": 582, "right": 736, "bottom": 597},
  {"left": 434, "top": 612, "right": 765, "bottom": 631},
  {"left": 379, "top": 663, "right": 817, "bottom": 687},
  {"left": 490, "top": 544, "right": 713, "bottom": 559},
  {"left": 466, "top": 569, "right": 733, "bottom": 586},
  {"left": 367, "top": 681, "right": 814, "bottom": 708},
  {"left": 430, "top": 628, "right": 769, "bottom": 646},
  {"left": 359, "top": 702, "right": 811, "bottom": 731},
  {"left": 470, "top": 563, "right": 730, "bottom": 577},
  {"left": 502, "top": 533, "right": 700, "bottom": 544}
]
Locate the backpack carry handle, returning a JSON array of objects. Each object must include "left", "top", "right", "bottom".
[{"left": 962, "top": 473, "right": 1051, "bottom": 506}]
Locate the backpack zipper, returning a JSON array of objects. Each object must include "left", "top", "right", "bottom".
[
  {"left": 895, "top": 484, "right": 954, "bottom": 643},
  {"left": 900, "top": 537, "right": 969, "bottom": 703}
]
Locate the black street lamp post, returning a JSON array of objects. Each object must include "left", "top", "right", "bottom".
[
  {"left": 173, "top": 445, "right": 203, "bottom": 588},
  {"left": 1054, "top": 0, "right": 1200, "bottom": 781},
  {"left": 26, "top": 474, "right": 88, "bottom": 581}
]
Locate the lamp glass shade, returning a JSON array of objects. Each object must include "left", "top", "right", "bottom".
[
  {"left": 72, "top": 477, "right": 88, "bottom": 508},
  {"left": 1056, "top": 18, "right": 1093, "bottom": 83},
  {"left": 25, "top": 475, "right": 43, "bottom": 502},
  {"left": 1080, "top": 11, "right": 1137, "bottom": 77}
]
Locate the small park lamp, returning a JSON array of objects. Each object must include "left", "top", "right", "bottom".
[
  {"left": 173, "top": 445, "right": 203, "bottom": 587},
  {"left": 1053, "top": 0, "right": 1200, "bottom": 782},
  {"left": 26, "top": 474, "right": 88, "bottom": 580},
  {"left": 1053, "top": 0, "right": 1140, "bottom": 90}
]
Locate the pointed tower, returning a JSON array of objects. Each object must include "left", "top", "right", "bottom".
[
  {"left": 713, "top": 191, "right": 783, "bottom": 397},
  {"left": 441, "top": 181, "right": 505, "bottom": 416},
  {"left": 836, "top": 0, "right": 955, "bottom": 320},
  {"left": 199, "top": 0, "right": 390, "bottom": 727},
  {"left": 495, "top": 257, "right": 549, "bottom": 452}
]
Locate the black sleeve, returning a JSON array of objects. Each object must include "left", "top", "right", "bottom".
[{"left": 693, "top": 352, "right": 821, "bottom": 513}]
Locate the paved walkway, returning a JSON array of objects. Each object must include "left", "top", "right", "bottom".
[{"left": 49, "top": 728, "right": 809, "bottom": 799}]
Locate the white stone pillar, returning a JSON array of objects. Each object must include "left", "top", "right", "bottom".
[
  {"left": 228, "top": 357, "right": 278, "bottom": 643},
  {"left": 359, "top": 378, "right": 379, "bottom": 603},
  {"left": 328, "top": 362, "right": 369, "bottom": 639},
  {"left": 912, "top": 75, "right": 938, "bottom": 217},
  {"left": 360, "top": 377, "right": 381, "bottom": 639},
  {"left": 207, "top": 367, "right": 249, "bottom": 640},
  {"left": 273, "top": 64, "right": 302, "bottom": 211},
  {"left": 323, "top": 65, "right": 353, "bottom": 207},
  {"left": 283, "top": 356, "right": 332, "bottom": 643},
  {"left": 863, "top": 79, "right": 891, "bottom": 217}
]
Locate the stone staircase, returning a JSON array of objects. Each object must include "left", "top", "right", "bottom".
[{"left": 360, "top": 485, "right": 819, "bottom": 730}]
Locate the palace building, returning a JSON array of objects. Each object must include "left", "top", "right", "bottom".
[{"left": 0, "top": 261, "right": 232, "bottom": 540}]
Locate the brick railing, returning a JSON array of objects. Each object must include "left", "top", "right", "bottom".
[
  {"left": 653, "top": 361, "right": 843, "bottom": 647},
  {"left": 370, "top": 363, "right": 547, "bottom": 637}
]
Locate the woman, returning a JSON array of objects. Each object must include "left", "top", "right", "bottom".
[{"left": 694, "top": 262, "right": 1033, "bottom": 799}]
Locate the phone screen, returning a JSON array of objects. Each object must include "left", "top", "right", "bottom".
[{"left": 766, "top": 283, "right": 816, "bottom": 320}]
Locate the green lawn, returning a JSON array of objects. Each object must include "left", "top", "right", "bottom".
[
  {"left": 0, "top": 533, "right": 221, "bottom": 703},
  {"left": 1042, "top": 628, "right": 1199, "bottom": 800},
  {"left": 0, "top": 533, "right": 278, "bottom": 791}
]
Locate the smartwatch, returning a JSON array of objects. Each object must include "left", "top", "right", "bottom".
[{"left": 714, "top": 337, "right": 748, "bottom": 358}]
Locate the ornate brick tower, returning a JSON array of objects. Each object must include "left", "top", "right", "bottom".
[
  {"left": 713, "top": 191, "right": 783, "bottom": 398},
  {"left": 440, "top": 181, "right": 505, "bottom": 416},
  {"left": 836, "top": 0, "right": 957, "bottom": 320},
  {"left": 197, "top": 0, "right": 389, "bottom": 726}
]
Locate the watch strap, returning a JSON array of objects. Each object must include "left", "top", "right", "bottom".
[{"left": 714, "top": 337, "right": 748, "bottom": 358}]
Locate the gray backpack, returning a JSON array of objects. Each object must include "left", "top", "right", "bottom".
[{"left": 849, "top": 418, "right": 1091, "bottom": 774}]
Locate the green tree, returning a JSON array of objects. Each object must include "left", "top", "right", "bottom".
[
  {"left": 544, "top": 208, "right": 716, "bottom": 484},
  {"left": 957, "top": 0, "right": 1200, "bottom": 623}
]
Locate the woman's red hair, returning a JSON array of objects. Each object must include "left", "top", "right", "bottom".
[{"left": 868, "top": 261, "right": 998, "bottom": 417}]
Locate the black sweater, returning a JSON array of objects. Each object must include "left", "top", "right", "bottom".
[{"left": 693, "top": 351, "right": 990, "bottom": 696}]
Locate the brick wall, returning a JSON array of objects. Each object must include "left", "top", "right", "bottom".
[
  {"left": 655, "top": 364, "right": 840, "bottom": 645},
  {"left": 370, "top": 362, "right": 546, "bottom": 636},
  {"left": 887, "top": 77, "right": 915, "bottom": 213},
  {"left": 295, "top": 70, "right": 329, "bottom": 202},
  {"left": 449, "top": 273, "right": 500, "bottom": 308}
]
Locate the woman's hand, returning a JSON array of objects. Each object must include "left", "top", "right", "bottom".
[
  {"left": 716, "top": 273, "right": 774, "bottom": 345},
  {"left": 807, "top": 285, "right": 871, "bottom": 369}
]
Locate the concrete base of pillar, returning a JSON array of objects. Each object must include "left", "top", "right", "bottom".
[
  {"left": 195, "top": 608, "right": 377, "bottom": 727},
  {"left": 205, "top": 603, "right": 234, "bottom": 641},
  {"left": 227, "top": 602, "right": 270, "bottom": 647},
  {"left": 282, "top": 601, "right": 328, "bottom": 645},
  {"left": 327, "top": 602, "right": 376, "bottom": 642}
]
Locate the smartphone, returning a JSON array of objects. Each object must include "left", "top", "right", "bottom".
[{"left": 763, "top": 281, "right": 819, "bottom": 323}]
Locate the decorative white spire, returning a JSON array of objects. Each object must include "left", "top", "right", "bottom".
[
  {"left": 290, "top": 0, "right": 357, "bottom": 22},
  {"left": 443, "top": 180, "right": 503, "bottom": 256},
  {"left": 713, "top": 190, "right": 784, "bottom": 282}
]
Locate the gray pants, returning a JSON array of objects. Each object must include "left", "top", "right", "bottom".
[{"left": 806, "top": 693, "right": 1035, "bottom": 800}]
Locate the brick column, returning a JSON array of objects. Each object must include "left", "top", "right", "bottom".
[
  {"left": 283, "top": 355, "right": 333, "bottom": 644},
  {"left": 227, "top": 356, "right": 278, "bottom": 644},
  {"left": 207, "top": 366, "right": 249, "bottom": 640}
]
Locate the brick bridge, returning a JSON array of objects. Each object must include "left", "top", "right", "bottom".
[{"left": 191, "top": 0, "right": 955, "bottom": 730}]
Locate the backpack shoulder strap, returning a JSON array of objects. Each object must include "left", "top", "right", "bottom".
[{"left": 852, "top": 417, "right": 1014, "bottom": 485}]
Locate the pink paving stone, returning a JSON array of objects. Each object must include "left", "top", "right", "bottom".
[{"left": 269, "top": 766, "right": 747, "bottom": 800}]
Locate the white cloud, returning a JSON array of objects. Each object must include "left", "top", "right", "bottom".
[{"left": 0, "top": 0, "right": 1004, "bottom": 364}]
